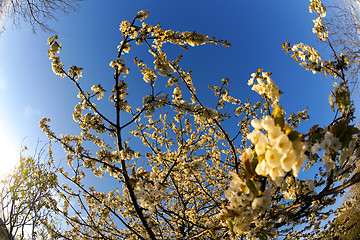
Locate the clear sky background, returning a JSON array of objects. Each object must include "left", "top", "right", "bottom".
[{"left": 0, "top": 0, "right": 351, "bottom": 178}]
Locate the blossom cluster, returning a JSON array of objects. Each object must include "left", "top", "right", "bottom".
[
  {"left": 173, "top": 87, "right": 182, "bottom": 100},
  {"left": 309, "top": 0, "right": 328, "bottom": 41},
  {"left": 329, "top": 82, "right": 352, "bottom": 116},
  {"left": 68, "top": 65, "right": 83, "bottom": 80},
  {"left": 312, "top": 17, "right": 329, "bottom": 41},
  {"left": 246, "top": 116, "right": 306, "bottom": 179},
  {"left": 285, "top": 0, "right": 328, "bottom": 74},
  {"left": 134, "top": 177, "right": 166, "bottom": 213},
  {"left": 39, "top": 118, "right": 56, "bottom": 141},
  {"left": 134, "top": 58, "right": 158, "bottom": 84},
  {"left": 171, "top": 95, "right": 218, "bottom": 122},
  {"left": 282, "top": 177, "right": 316, "bottom": 200},
  {"left": 47, "top": 36, "right": 83, "bottom": 80},
  {"left": 47, "top": 35, "right": 65, "bottom": 77},
  {"left": 41, "top": 5, "right": 360, "bottom": 240},
  {"left": 91, "top": 84, "right": 106, "bottom": 100},
  {"left": 142, "top": 94, "right": 169, "bottom": 117},
  {"left": 338, "top": 140, "right": 356, "bottom": 168},
  {"left": 209, "top": 80, "right": 242, "bottom": 109},
  {"left": 109, "top": 58, "right": 129, "bottom": 77},
  {"left": 309, "top": 128, "right": 357, "bottom": 176},
  {"left": 148, "top": 50, "right": 173, "bottom": 77},
  {"left": 247, "top": 70, "right": 281, "bottom": 104},
  {"left": 119, "top": 20, "right": 135, "bottom": 38},
  {"left": 108, "top": 80, "right": 130, "bottom": 112},
  {"left": 311, "top": 131, "right": 341, "bottom": 171},
  {"left": 193, "top": 105, "right": 218, "bottom": 121},
  {"left": 136, "top": 10, "right": 150, "bottom": 21},
  {"left": 291, "top": 43, "right": 323, "bottom": 74},
  {"left": 219, "top": 173, "right": 274, "bottom": 237},
  {"left": 288, "top": 108, "right": 310, "bottom": 128},
  {"left": 118, "top": 11, "right": 230, "bottom": 49},
  {"left": 309, "top": 0, "right": 326, "bottom": 18}
]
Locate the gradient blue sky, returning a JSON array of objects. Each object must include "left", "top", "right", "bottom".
[{"left": 0, "top": 0, "right": 350, "bottom": 177}]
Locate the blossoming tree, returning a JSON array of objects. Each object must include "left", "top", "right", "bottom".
[
  {"left": 38, "top": 0, "right": 360, "bottom": 239},
  {"left": 315, "top": 155, "right": 360, "bottom": 239},
  {"left": 0, "top": 147, "right": 58, "bottom": 240}
]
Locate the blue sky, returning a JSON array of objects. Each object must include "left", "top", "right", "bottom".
[{"left": 0, "top": 0, "right": 347, "bottom": 178}]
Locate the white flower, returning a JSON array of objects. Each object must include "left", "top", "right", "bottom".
[
  {"left": 275, "top": 134, "right": 292, "bottom": 154},
  {"left": 320, "top": 131, "right": 341, "bottom": 154},
  {"left": 255, "top": 160, "right": 269, "bottom": 176},
  {"left": 292, "top": 161, "right": 303, "bottom": 177},
  {"left": 251, "top": 119, "right": 262, "bottom": 130},
  {"left": 261, "top": 116, "right": 275, "bottom": 132},
  {"left": 173, "top": 87, "right": 182, "bottom": 100},
  {"left": 291, "top": 43, "right": 323, "bottom": 73},
  {"left": 136, "top": 10, "right": 150, "bottom": 21},
  {"left": 305, "top": 179, "right": 315, "bottom": 192},
  {"left": 247, "top": 115, "right": 306, "bottom": 179},
  {"left": 320, "top": 133, "right": 332, "bottom": 150},
  {"left": 252, "top": 84, "right": 265, "bottom": 95},
  {"left": 268, "top": 125, "right": 282, "bottom": 140},
  {"left": 255, "top": 134, "right": 268, "bottom": 155},
  {"left": 251, "top": 197, "right": 263, "bottom": 210},
  {"left": 311, "top": 142, "right": 321, "bottom": 154},
  {"left": 309, "top": 0, "right": 326, "bottom": 18},
  {"left": 324, "top": 159, "right": 335, "bottom": 171},
  {"left": 248, "top": 71, "right": 281, "bottom": 104},
  {"left": 269, "top": 167, "right": 284, "bottom": 181},
  {"left": 242, "top": 148, "right": 254, "bottom": 162},
  {"left": 265, "top": 148, "right": 282, "bottom": 168},
  {"left": 247, "top": 129, "right": 263, "bottom": 144},
  {"left": 281, "top": 150, "right": 296, "bottom": 172}
]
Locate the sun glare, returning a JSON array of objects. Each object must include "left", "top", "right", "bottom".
[{"left": 0, "top": 124, "right": 19, "bottom": 179}]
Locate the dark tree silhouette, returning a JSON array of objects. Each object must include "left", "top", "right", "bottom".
[{"left": 0, "top": 0, "right": 82, "bottom": 32}]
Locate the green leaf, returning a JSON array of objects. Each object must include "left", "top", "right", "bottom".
[
  {"left": 250, "top": 156, "right": 259, "bottom": 174},
  {"left": 330, "top": 119, "right": 350, "bottom": 136},
  {"left": 308, "top": 125, "right": 323, "bottom": 141},
  {"left": 276, "top": 204, "right": 286, "bottom": 209},
  {"left": 243, "top": 152, "right": 258, "bottom": 177},
  {"left": 287, "top": 130, "right": 302, "bottom": 142},
  {"left": 246, "top": 178, "right": 262, "bottom": 197},
  {"left": 243, "top": 154, "right": 254, "bottom": 177},
  {"left": 307, "top": 124, "right": 319, "bottom": 135},
  {"left": 257, "top": 232, "right": 268, "bottom": 240},
  {"left": 228, "top": 220, "right": 235, "bottom": 234},
  {"left": 272, "top": 105, "right": 285, "bottom": 129},
  {"left": 339, "top": 97, "right": 349, "bottom": 107},
  {"left": 338, "top": 126, "right": 360, "bottom": 148}
]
